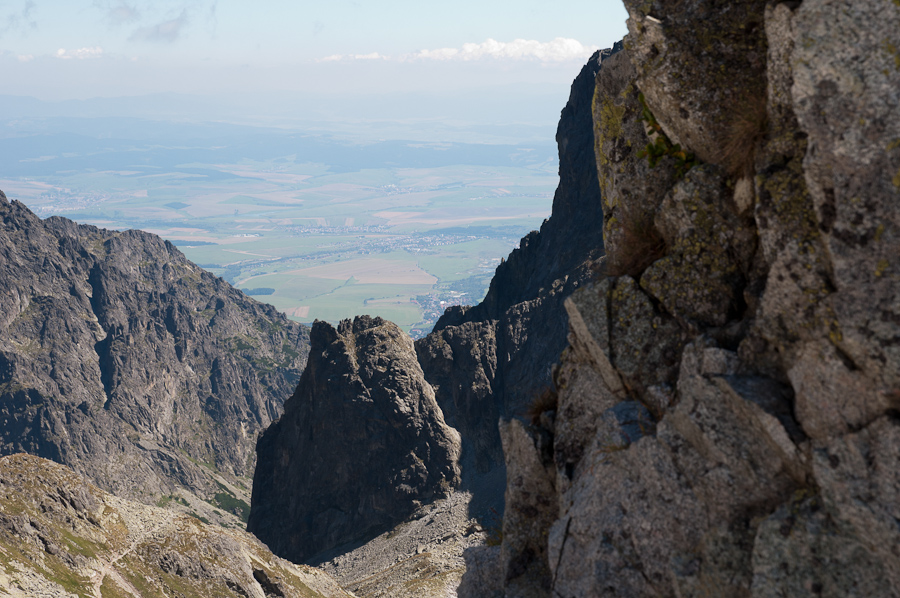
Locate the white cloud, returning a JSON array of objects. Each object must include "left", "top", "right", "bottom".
[
  {"left": 17, "top": 53, "right": 33, "bottom": 62},
  {"left": 319, "top": 38, "right": 600, "bottom": 64},
  {"left": 56, "top": 47, "right": 104, "bottom": 60},
  {"left": 410, "top": 38, "right": 600, "bottom": 62},
  {"left": 319, "top": 52, "right": 386, "bottom": 63}
]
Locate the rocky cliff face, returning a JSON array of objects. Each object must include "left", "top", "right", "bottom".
[
  {"left": 416, "top": 45, "right": 620, "bottom": 475},
  {"left": 0, "top": 193, "right": 309, "bottom": 509},
  {"left": 0, "top": 453, "right": 352, "bottom": 598},
  {"left": 462, "top": 0, "right": 900, "bottom": 596},
  {"left": 249, "top": 316, "right": 461, "bottom": 564}
]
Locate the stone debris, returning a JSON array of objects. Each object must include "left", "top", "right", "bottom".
[{"left": 0, "top": 453, "right": 353, "bottom": 598}]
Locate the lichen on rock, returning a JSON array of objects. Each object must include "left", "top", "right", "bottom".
[
  {"left": 463, "top": 0, "right": 900, "bottom": 595},
  {"left": 621, "top": 0, "right": 769, "bottom": 167}
]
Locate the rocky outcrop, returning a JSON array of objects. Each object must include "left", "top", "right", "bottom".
[
  {"left": 0, "top": 453, "right": 352, "bottom": 598},
  {"left": 249, "top": 316, "right": 461, "bottom": 564},
  {"left": 416, "top": 45, "right": 620, "bottom": 476},
  {"left": 462, "top": 0, "right": 900, "bottom": 596},
  {"left": 622, "top": 0, "right": 769, "bottom": 167},
  {"left": 0, "top": 193, "right": 309, "bottom": 509}
]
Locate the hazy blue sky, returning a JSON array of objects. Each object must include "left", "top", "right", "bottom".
[{"left": 0, "top": 1, "right": 629, "bottom": 100}]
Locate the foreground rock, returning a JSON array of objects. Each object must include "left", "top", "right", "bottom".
[
  {"left": 462, "top": 0, "right": 900, "bottom": 595},
  {"left": 0, "top": 453, "right": 352, "bottom": 598},
  {"left": 0, "top": 193, "right": 309, "bottom": 512},
  {"left": 250, "top": 316, "right": 461, "bottom": 564}
]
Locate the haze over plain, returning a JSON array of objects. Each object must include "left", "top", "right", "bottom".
[{"left": 0, "top": 0, "right": 629, "bottom": 333}]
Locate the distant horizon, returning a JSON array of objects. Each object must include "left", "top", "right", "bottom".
[
  {"left": 0, "top": 84, "right": 571, "bottom": 146},
  {"left": 0, "top": 1, "right": 627, "bottom": 331},
  {"left": 1, "top": 1, "right": 628, "bottom": 118}
]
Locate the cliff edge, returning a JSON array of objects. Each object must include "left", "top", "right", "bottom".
[
  {"left": 464, "top": 0, "right": 900, "bottom": 596},
  {"left": 416, "top": 45, "right": 620, "bottom": 476}
]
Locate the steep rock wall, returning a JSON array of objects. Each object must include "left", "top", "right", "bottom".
[
  {"left": 249, "top": 316, "right": 461, "bottom": 564},
  {"left": 463, "top": 0, "right": 900, "bottom": 596},
  {"left": 417, "top": 45, "right": 620, "bottom": 475},
  {"left": 0, "top": 194, "right": 309, "bottom": 506}
]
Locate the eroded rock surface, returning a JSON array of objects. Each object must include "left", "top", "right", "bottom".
[
  {"left": 249, "top": 316, "right": 460, "bottom": 564},
  {"left": 461, "top": 0, "right": 900, "bottom": 595},
  {"left": 0, "top": 194, "right": 308, "bottom": 510}
]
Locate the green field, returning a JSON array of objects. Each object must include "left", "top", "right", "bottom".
[{"left": 5, "top": 159, "right": 554, "bottom": 335}]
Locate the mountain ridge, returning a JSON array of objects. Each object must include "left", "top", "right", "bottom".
[{"left": 0, "top": 190, "right": 309, "bottom": 516}]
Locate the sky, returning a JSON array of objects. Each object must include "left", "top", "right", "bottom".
[{"left": 0, "top": 1, "right": 629, "bottom": 101}]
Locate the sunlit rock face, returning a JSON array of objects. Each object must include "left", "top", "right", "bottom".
[{"left": 0, "top": 192, "right": 309, "bottom": 506}]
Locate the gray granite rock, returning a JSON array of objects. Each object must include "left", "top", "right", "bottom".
[
  {"left": 791, "top": 0, "right": 900, "bottom": 389},
  {"left": 249, "top": 316, "right": 461, "bottom": 563},
  {"left": 497, "top": 419, "right": 555, "bottom": 597},
  {"left": 0, "top": 195, "right": 308, "bottom": 508},
  {"left": 474, "top": 4, "right": 900, "bottom": 591},
  {"left": 621, "top": 0, "right": 769, "bottom": 166}
]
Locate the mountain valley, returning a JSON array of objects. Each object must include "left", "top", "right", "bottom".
[{"left": 1, "top": 0, "right": 899, "bottom": 596}]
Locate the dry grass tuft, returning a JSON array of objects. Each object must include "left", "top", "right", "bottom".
[
  {"left": 722, "top": 93, "right": 769, "bottom": 178},
  {"left": 607, "top": 208, "right": 667, "bottom": 278},
  {"left": 525, "top": 387, "right": 559, "bottom": 426}
]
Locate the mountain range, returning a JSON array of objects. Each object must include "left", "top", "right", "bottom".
[
  {"left": 0, "top": 192, "right": 309, "bottom": 526},
  {"left": 2, "top": 0, "right": 899, "bottom": 596}
]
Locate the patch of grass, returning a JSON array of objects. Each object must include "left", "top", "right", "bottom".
[
  {"left": 722, "top": 92, "right": 769, "bottom": 177},
  {"left": 188, "top": 512, "right": 210, "bottom": 525},
  {"left": 281, "top": 342, "right": 300, "bottom": 361},
  {"left": 208, "top": 482, "right": 251, "bottom": 523},
  {"left": 177, "top": 448, "right": 216, "bottom": 472},
  {"left": 39, "top": 552, "right": 95, "bottom": 598},
  {"left": 227, "top": 335, "right": 257, "bottom": 353},
  {"left": 637, "top": 93, "right": 699, "bottom": 179},
  {"left": 276, "top": 565, "right": 330, "bottom": 598},
  {"left": 60, "top": 529, "right": 103, "bottom": 559},
  {"left": 100, "top": 576, "right": 133, "bottom": 598},
  {"left": 120, "top": 557, "right": 166, "bottom": 598},
  {"left": 607, "top": 207, "right": 667, "bottom": 278}
]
